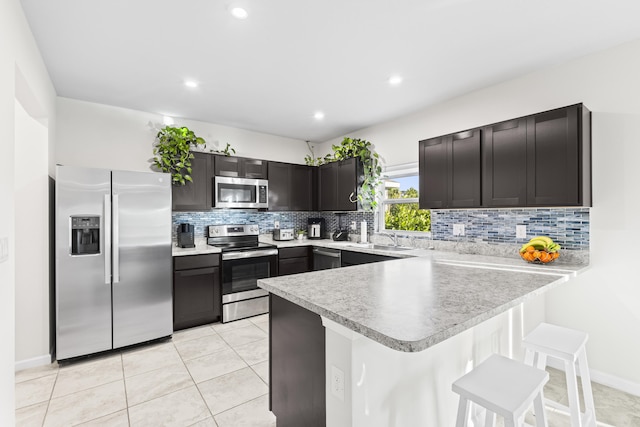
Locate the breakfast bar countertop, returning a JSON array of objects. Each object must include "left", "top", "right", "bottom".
[{"left": 258, "top": 251, "right": 589, "bottom": 352}]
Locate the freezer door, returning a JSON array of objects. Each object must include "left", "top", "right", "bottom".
[
  {"left": 56, "top": 166, "right": 112, "bottom": 359},
  {"left": 111, "top": 170, "right": 173, "bottom": 348}
]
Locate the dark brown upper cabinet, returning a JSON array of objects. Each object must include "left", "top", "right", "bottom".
[
  {"left": 268, "top": 162, "right": 316, "bottom": 211},
  {"left": 419, "top": 129, "right": 481, "bottom": 209},
  {"left": 420, "top": 103, "right": 591, "bottom": 209},
  {"left": 482, "top": 118, "right": 527, "bottom": 207},
  {"left": 318, "top": 158, "right": 360, "bottom": 211},
  {"left": 172, "top": 152, "right": 212, "bottom": 211},
  {"left": 214, "top": 155, "right": 267, "bottom": 179},
  {"left": 526, "top": 104, "right": 591, "bottom": 207}
]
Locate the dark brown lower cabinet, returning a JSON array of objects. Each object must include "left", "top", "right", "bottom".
[
  {"left": 340, "top": 250, "right": 395, "bottom": 267},
  {"left": 270, "top": 294, "right": 325, "bottom": 426},
  {"left": 278, "top": 246, "right": 311, "bottom": 276},
  {"left": 173, "top": 254, "right": 221, "bottom": 331}
]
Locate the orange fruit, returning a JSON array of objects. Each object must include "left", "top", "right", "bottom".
[
  {"left": 540, "top": 252, "right": 551, "bottom": 263},
  {"left": 553, "top": 252, "right": 560, "bottom": 259},
  {"left": 533, "top": 250, "right": 541, "bottom": 259},
  {"left": 526, "top": 246, "right": 535, "bottom": 253}
]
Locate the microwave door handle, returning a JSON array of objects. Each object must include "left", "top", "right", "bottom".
[
  {"left": 112, "top": 194, "right": 120, "bottom": 283},
  {"left": 104, "top": 195, "right": 111, "bottom": 284}
]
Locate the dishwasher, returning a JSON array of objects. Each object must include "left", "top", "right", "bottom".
[{"left": 312, "top": 247, "right": 341, "bottom": 270}]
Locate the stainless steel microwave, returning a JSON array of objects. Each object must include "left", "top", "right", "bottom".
[{"left": 214, "top": 176, "right": 269, "bottom": 209}]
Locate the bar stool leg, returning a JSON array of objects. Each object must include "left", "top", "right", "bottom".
[
  {"left": 484, "top": 408, "right": 496, "bottom": 427},
  {"left": 578, "top": 350, "right": 597, "bottom": 427},
  {"left": 565, "top": 359, "right": 584, "bottom": 427},
  {"left": 533, "top": 390, "right": 548, "bottom": 427},
  {"left": 455, "top": 396, "right": 470, "bottom": 427}
]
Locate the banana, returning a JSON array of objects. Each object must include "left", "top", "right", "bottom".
[
  {"left": 527, "top": 239, "right": 549, "bottom": 249},
  {"left": 530, "top": 236, "right": 554, "bottom": 246}
]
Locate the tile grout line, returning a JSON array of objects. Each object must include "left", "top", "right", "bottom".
[
  {"left": 40, "top": 368, "right": 59, "bottom": 427},
  {"left": 173, "top": 333, "right": 218, "bottom": 426}
]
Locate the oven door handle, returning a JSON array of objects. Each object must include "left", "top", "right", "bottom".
[{"left": 222, "top": 249, "right": 279, "bottom": 261}]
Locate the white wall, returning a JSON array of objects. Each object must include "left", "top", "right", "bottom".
[
  {"left": 56, "top": 97, "right": 312, "bottom": 172},
  {"left": 0, "top": 0, "right": 56, "bottom": 422},
  {"left": 14, "top": 99, "right": 50, "bottom": 367},
  {"left": 322, "top": 39, "right": 640, "bottom": 390}
]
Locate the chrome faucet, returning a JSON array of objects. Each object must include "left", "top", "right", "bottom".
[{"left": 379, "top": 231, "right": 399, "bottom": 247}]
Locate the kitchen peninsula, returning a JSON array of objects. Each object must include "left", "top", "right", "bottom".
[{"left": 258, "top": 249, "right": 588, "bottom": 426}]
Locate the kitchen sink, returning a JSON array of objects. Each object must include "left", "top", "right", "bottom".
[{"left": 351, "top": 244, "right": 413, "bottom": 252}]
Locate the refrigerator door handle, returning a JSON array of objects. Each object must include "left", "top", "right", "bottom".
[
  {"left": 113, "top": 193, "right": 120, "bottom": 283},
  {"left": 104, "top": 194, "right": 111, "bottom": 284}
]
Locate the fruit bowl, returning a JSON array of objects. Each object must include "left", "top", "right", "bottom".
[
  {"left": 519, "top": 236, "right": 561, "bottom": 264},
  {"left": 519, "top": 249, "right": 559, "bottom": 264}
]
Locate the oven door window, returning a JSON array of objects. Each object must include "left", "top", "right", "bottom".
[
  {"left": 218, "top": 183, "right": 256, "bottom": 204},
  {"left": 223, "top": 257, "right": 272, "bottom": 295}
]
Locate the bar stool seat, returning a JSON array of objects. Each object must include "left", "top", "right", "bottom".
[
  {"left": 452, "top": 354, "right": 549, "bottom": 427},
  {"left": 523, "top": 323, "right": 597, "bottom": 427}
]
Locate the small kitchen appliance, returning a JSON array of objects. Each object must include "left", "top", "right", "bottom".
[
  {"left": 213, "top": 176, "right": 268, "bottom": 209},
  {"left": 177, "top": 223, "right": 195, "bottom": 248},
  {"left": 272, "top": 228, "right": 294, "bottom": 241},
  {"left": 307, "top": 218, "right": 325, "bottom": 239},
  {"left": 332, "top": 213, "right": 349, "bottom": 241}
]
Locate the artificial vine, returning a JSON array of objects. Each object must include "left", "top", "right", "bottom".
[
  {"left": 152, "top": 126, "right": 206, "bottom": 185},
  {"left": 305, "top": 137, "right": 383, "bottom": 210}
]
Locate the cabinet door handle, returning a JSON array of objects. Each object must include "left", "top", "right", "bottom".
[{"left": 176, "top": 267, "right": 216, "bottom": 277}]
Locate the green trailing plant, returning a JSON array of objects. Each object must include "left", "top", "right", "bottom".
[
  {"left": 304, "top": 141, "right": 332, "bottom": 166},
  {"left": 305, "top": 137, "right": 383, "bottom": 210},
  {"left": 210, "top": 142, "right": 236, "bottom": 157},
  {"left": 152, "top": 126, "right": 206, "bottom": 185}
]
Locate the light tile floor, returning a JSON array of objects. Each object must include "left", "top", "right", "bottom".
[
  {"left": 15, "top": 315, "right": 640, "bottom": 426},
  {"left": 15, "top": 314, "right": 274, "bottom": 427}
]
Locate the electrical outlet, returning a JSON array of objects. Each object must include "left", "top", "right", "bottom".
[
  {"left": 516, "top": 224, "right": 527, "bottom": 239},
  {"left": 331, "top": 365, "right": 345, "bottom": 401},
  {"left": 274, "top": 221, "right": 280, "bottom": 229},
  {"left": 453, "top": 224, "right": 465, "bottom": 236}
]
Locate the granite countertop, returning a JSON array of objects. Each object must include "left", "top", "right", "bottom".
[
  {"left": 258, "top": 250, "right": 589, "bottom": 353},
  {"left": 172, "top": 238, "right": 221, "bottom": 256}
]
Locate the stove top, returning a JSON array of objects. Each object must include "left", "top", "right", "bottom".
[{"left": 206, "top": 223, "right": 276, "bottom": 252}]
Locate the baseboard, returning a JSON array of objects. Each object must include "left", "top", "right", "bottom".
[
  {"left": 15, "top": 354, "right": 51, "bottom": 372},
  {"left": 547, "top": 357, "right": 640, "bottom": 397}
]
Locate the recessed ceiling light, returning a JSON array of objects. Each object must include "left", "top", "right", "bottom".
[
  {"left": 230, "top": 7, "right": 248, "bottom": 19},
  {"left": 163, "top": 116, "right": 174, "bottom": 125},
  {"left": 314, "top": 112, "right": 325, "bottom": 120},
  {"left": 184, "top": 80, "right": 199, "bottom": 88},
  {"left": 388, "top": 75, "right": 403, "bottom": 86}
]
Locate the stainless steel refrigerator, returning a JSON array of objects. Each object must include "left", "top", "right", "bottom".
[{"left": 55, "top": 165, "right": 173, "bottom": 360}]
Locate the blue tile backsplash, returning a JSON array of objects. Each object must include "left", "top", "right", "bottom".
[
  {"left": 173, "top": 207, "right": 589, "bottom": 251},
  {"left": 430, "top": 208, "right": 589, "bottom": 250},
  {"left": 172, "top": 210, "right": 375, "bottom": 240}
]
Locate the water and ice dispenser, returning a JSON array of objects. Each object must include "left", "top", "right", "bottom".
[{"left": 70, "top": 216, "right": 100, "bottom": 255}]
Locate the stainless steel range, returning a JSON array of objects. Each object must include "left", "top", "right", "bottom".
[{"left": 207, "top": 224, "right": 277, "bottom": 323}]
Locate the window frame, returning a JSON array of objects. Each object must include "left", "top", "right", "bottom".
[{"left": 377, "top": 163, "right": 431, "bottom": 235}]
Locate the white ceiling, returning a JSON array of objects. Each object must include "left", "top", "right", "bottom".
[{"left": 20, "top": 0, "right": 640, "bottom": 142}]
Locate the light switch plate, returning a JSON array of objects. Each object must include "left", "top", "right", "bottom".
[
  {"left": 453, "top": 224, "right": 465, "bottom": 236},
  {"left": 516, "top": 224, "right": 527, "bottom": 239},
  {"left": 0, "top": 237, "right": 8, "bottom": 264},
  {"left": 274, "top": 221, "right": 280, "bottom": 229}
]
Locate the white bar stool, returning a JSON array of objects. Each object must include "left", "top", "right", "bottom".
[
  {"left": 452, "top": 354, "right": 549, "bottom": 427},
  {"left": 522, "top": 323, "right": 597, "bottom": 427}
]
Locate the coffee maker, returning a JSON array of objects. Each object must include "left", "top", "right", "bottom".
[
  {"left": 307, "top": 218, "right": 325, "bottom": 239},
  {"left": 177, "top": 223, "right": 195, "bottom": 248}
]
